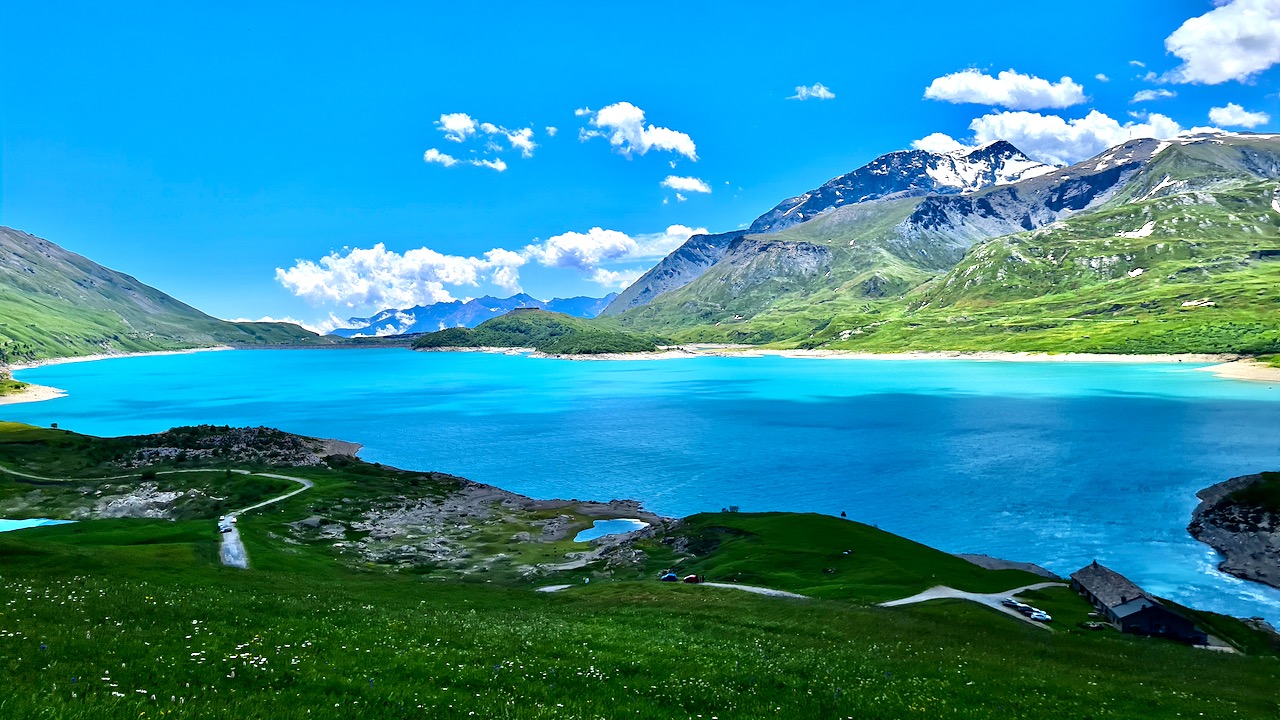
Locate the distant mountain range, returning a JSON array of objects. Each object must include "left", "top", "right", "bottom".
[
  {"left": 330, "top": 293, "right": 618, "bottom": 338},
  {"left": 607, "top": 132, "right": 1280, "bottom": 354},
  {"left": 0, "top": 227, "right": 322, "bottom": 365}
]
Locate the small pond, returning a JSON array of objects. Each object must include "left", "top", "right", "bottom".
[
  {"left": 574, "top": 518, "right": 650, "bottom": 543},
  {"left": 0, "top": 518, "right": 74, "bottom": 533}
]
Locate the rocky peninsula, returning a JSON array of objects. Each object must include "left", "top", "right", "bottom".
[{"left": 1188, "top": 472, "right": 1280, "bottom": 590}]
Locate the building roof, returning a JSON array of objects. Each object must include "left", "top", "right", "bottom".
[{"left": 1070, "top": 561, "right": 1156, "bottom": 610}]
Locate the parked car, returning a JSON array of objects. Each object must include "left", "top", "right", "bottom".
[
  {"left": 1001, "top": 598, "right": 1024, "bottom": 609},
  {"left": 682, "top": 574, "right": 704, "bottom": 584},
  {"left": 218, "top": 525, "right": 233, "bottom": 534},
  {"left": 1029, "top": 610, "right": 1052, "bottom": 622}
]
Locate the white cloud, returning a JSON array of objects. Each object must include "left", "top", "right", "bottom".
[
  {"left": 788, "top": 83, "right": 836, "bottom": 101},
  {"left": 1165, "top": 0, "right": 1280, "bottom": 84},
  {"left": 580, "top": 102, "right": 698, "bottom": 160},
  {"left": 923, "top": 69, "right": 1086, "bottom": 110},
  {"left": 423, "top": 149, "right": 507, "bottom": 172},
  {"left": 545, "top": 126, "right": 558, "bottom": 137},
  {"left": 660, "top": 175, "right": 712, "bottom": 193},
  {"left": 1129, "top": 60, "right": 1146, "bottom": 68},
  {"left": 965, "top": 110, "right": 1210, "bottom": 166},
  {"left": 276, "top": 243, "right": 526, "bottom": 310},
  {"left": 278, "top": 225, "right": 707, "bottom": 311},
  {"left": 1131, "top": 89, "right": 1177, "bottom": 103},
  {"left": 523, "top": 228, "right": 638, "bottom": 271},
  {"left": 480, "top": 123, "right": 537, "bottom": 158},
  {"left": 1209, "top": 102, "right": 1271, "bottom": 127},
  {"left": 1095, "top": 73, "right": 1110, "bottom": 82},
  {"left": 436, "top": 113, "right": 477, "bottom": 142},
  {"left": 911, "top": 132, "right": 972, "bottom": 154},
  {"left": 574, "top": 107, "right": 593, "bottom": 116},
  {"left": 675, "top": 193, "right": 687, "bottom": 202},
  {"left": 423, "top": 148, "right": 459, "bottom": 167},
  {"left": 589, "top": 268, "right": 645, "bottom": 289}
]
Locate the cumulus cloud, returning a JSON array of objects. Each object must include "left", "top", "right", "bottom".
[
  {"left": 423, "top": 148, "right": 460, "bottom": 167},
  {"left": 1165, "top": 0, "right": 1280, "bottom": 84},
  {"left": 436, "top": 113, "right": 477, "bottom": 142},
  {"left": 1209, "top": 102, "right": 1271, "bottom": 128},
  {"left": 911, "top": 132, "right": 971, "bottom": 154},
  {"left": 278, "top": 225, "right": 707, "bottom": 310},
  {"left": 579, "top": 102, "right": 697, "bottom": 160},
  {"left": 479, "top": 123, "right": 537, "bottom": 158},
  {"left": 923, "top": 69, "right": 1087, "bottom": 110},
  {"left": 660, "top": 175, "right": 712, "bottom": 194},
  {"left": 1131, "top": 89, "right": 1177, "bottom": 103},
  {"left": 788, "top": 83, "right": 836, "bottom": 101},
  {"left": 1095, "top": 73, "right": 1110, "bottom": 82},
  {"left": 524, "top": 228, "right": 637, "bottom": 271},
  {"left": 545, "top": 126, "right": 558, "bottom": 137},
  {"left": 423, "top": 149, "right": 507, "bottom": 172},
  {"left": 589, "top": 268, "right": 645, "bottom": 289},
  {"left": 963, "top": 110, "right": 1207, "bottom": 166},
  {"left": 276, "top": 243, "right": 527, "bottom": 309},
  {"left": 473, "top": 157, "right": 507, "bottom": 172}
]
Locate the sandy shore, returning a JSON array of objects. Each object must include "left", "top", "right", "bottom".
[
  {"left": 0, "top": 383, "right": 68, "bottom": 406},
  {"left": 6, "top": 345, "right": 234, "bottom": 372},
  {"left": 413, "top": 344, "right": 1255, "bottom": 365},
  {"left": 1198, "top": 359, "right": 1280, "bottom": 384}
]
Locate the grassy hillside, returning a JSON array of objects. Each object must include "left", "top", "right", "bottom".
[
  {"left": 414, "top": 309, "right": 667, "bottom": 354},
  {"left": 1, "top": 422, "right": 1278, "bottom": 717},
  {"left": 0, "top": 227, "right": 324, "bottom": 365},
  {"left": 611, "top": 137, "right": 1280, "bottom": 354}
]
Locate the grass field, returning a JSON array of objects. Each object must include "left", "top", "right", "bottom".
[{"left": 2, "top": 422, "right": 1279, "bottom": 718}]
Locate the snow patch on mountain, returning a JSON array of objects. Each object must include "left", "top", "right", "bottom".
[{"left": 749, "top": 140, "right": 1052, "bottom": 233}]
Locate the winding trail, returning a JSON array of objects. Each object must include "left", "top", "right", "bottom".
[
  {"left": 879, "top": 582, "right": 1067, "bottom": 629},
  {"left": 0, "top": 464, "right": 312, "bottom": 569}
]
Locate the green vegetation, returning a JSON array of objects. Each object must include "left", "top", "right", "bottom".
[
  {"left": 0, "top": 226, "right": 326, "bottom": 365},
  {"left": 0, "top": 372, "right": 27, "bottom": 396},
  {"left": 414, "top": 310, "right": 667, "bottom": 355},
  {"left": 1, "top": 422, "right": 1279, "bottom": 717},
  {"left": 1226, "top": 471, "right": 1280, "bottom": 514}
]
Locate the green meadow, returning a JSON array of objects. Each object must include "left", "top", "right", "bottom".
[{"left": 0, "top": 423, "right": 1278, "bottom": 719}]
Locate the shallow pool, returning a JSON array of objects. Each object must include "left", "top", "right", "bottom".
[
  {"left": 0, "top": 518, "right": 74, "bottom": 532},
  {"left": 574, "top": 518, "right": 650, "bottom": 542}
]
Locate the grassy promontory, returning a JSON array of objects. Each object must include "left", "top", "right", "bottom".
[
  {"left": 0, "top": 372, "right": 27, "bottom": 396},
  {"left": 413, "top": 309, "right": 668, "bottom": 355},
  {"left": 1, "top": 421, "right": 1279, "bottom": 718}
]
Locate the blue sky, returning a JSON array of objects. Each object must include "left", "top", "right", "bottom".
[{"left": 3, "top": 1, "right": 1278, "bottom": 330}]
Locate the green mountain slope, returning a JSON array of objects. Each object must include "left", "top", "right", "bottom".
[
  {"left": 614, "top": 134, "right": 1280, "bottom": 353},
  {"left": 0, "top": 227, "right": 323, "bottom": 365},
  {"left": 413, "top": 309, "right": 666, "bottom": 354}
]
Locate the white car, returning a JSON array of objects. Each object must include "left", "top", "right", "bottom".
[{"left": 1029, "top": 610, "right": 1052, "bottom": 622}]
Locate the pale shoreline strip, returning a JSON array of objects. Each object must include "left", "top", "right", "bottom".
[{"left": 1, "top": 346, "right": 235, "bottom": 407}]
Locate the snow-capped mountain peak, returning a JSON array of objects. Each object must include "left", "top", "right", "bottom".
[{"left": 748, "top": 141, "right": 1053, "bottom": 233}]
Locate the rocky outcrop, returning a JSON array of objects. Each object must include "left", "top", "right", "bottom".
[{"left": 1188, "top": 473, "right": 1280, "bottom": 589}]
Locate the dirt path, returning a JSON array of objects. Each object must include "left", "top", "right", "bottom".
[
  {"left": 879, "top": 582, "right": 1066, "bottom": 629},
  {"left": 700, "top": 582, "right": 809, "bottom": 599},
  {"left": 217, "top": 471, "right": 312, "bottom": 569},
  {"left": 0, "top": 464, "right": 312, "bottom": 569}
]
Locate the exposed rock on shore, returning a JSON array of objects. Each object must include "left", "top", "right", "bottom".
[{"left": 1188, "top": 473, "right": 1280, "bottom": 590}]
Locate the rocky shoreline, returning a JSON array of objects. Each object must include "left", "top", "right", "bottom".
[{"left": 1188, "top": 473, "right": 1280, "bottom": 590}]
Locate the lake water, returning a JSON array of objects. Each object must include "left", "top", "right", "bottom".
[
  {"left": 574, "top": 518, "right": 650, "bottom": 543},
  {"left": 8, "top": 349, "right": 1280, "bottom": 623}
]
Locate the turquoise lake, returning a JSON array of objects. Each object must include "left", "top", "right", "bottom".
[{"left": 8, "top": 348, "right": 1280, "bottom": 623}]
